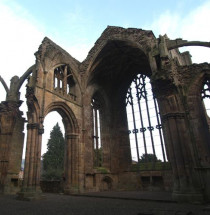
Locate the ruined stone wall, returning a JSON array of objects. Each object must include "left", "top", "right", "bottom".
[
  {"left": 0, "top": 101, "right": 24, "bottom": 194},
  {"left": 0, "top": 26, "right": 209, "bottom": 203}
]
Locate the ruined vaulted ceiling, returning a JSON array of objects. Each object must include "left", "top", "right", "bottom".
[{"left": 89, "top": 40, "right": 152, "bottom": 95}]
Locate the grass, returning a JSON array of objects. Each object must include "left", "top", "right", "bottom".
[{"left": 131, "top": 162, "right": 171, "bottom": 171}]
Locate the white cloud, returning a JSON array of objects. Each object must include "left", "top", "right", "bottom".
[
  {"left": 147, "top": 1, "right": 210, "bottom": 63},
  {"left": 0, "top": 1, "right": 45, "bottom": 103}
]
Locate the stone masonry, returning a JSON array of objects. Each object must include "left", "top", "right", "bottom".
[{"left": 0, "top": 26, "right": 210, "bottom": 202}]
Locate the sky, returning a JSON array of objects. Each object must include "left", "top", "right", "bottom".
[{"left": 0, "top": 0, "right": 210, "bottom": 157}]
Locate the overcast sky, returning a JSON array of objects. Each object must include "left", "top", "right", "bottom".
[{"left": 0, "top": 0, "right": 210, "bottom": 156}]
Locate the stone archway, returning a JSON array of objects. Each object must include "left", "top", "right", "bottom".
[
  {"left": 17, "top": 38, "right": 82, "bottom": 199},
  {"left": 186, "top": 70, "right": 210, "bottom": 201},
  {"left": 100, "top": 176, "right": 113, "bottom": 191},
  {"left": 0, "top": 26, "right": 210, "bottom": 203},
  {"left": 82, "top": 34, "right": 157, "bottom": 192},
  {"left": 44, "top": 102, "right": 80, "bottom": 194},
  {"left": 18, "top": 101, "right": 80, "bottom": 199}
]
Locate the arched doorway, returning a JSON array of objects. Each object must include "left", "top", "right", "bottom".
[{"left": 40, "top": 111, "right": 65, "bottom": 193}]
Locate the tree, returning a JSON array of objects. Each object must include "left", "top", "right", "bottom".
[
  {"left": 42, "top": 123, "right": 64, "bottom": 180},
  {"left": 139, "top": 153, "right": 161, "bottom": 163}
]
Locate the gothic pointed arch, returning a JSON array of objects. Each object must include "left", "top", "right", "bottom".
[
  {"left": 187, "top": 70, "right": 210, "bottom": 159},
  {"left": 80, "top": 26, "right": 157, "bottom": 88},
  {"left": 44, "top": 101, "right": 79, "bottom": 134}
]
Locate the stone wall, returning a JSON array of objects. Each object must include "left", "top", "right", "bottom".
[{"left": 0, "top": 26, "right": 209, "bottom": 203}]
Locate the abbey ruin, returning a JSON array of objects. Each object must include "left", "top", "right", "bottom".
[{"left": 0, "top": 26, "right": 209, "bottom": 203}]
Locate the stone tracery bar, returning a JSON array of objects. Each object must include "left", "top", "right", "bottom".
[{"left": 126, "top": 74, "right": 166, "bottom": 162}]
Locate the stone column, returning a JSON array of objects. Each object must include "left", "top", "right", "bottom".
[
  {"left": 18, "top": 123, "right": 42, "bottom": 200},
  {"left": 64, "top": 133, "right": 79, "bottom": 194},
  {"left": 154, "top": 87, "right": 203, "bottom": 202},
  {"left": 111, "top": 96, "right": 131, "bottom": 172},
  {"left": 0, "top": 101, "right": 25, "bottom": 194}
]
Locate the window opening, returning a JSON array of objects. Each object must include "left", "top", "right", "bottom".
[
  {"left": 91, "top": 97, "right": 102, "bottom": 167},
  {"left": 201, "top": 78, "right": 210, "bottom": 117},
  {"left": 126, "top": 74, "right": 166, "bottom": 163},
  {"left": 54, "top": 65, "right": 76, "bottom": 100}
]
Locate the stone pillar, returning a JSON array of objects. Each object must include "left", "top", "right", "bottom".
[
  {"left": 18, "top": 123, "right": 43, "bottom": 200},
  {"left": 154, "top": 87, "right": 203, "bottom": 202},
  {"left": 111, "top": 96, "right": 131, "bottom": 172},
  {"left": 64, "top": 133, "right": 79, "bottom": 194},
  {"left": 0, "top": 101, "right": 25, "bottom": 194}
]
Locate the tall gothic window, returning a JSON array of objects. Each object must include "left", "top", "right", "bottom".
[
  {"left": 54, "top": 65, "right": 76, "bottom": 100},
  {"left": 91, "top": 96, "right": 102, "bottom": 167},
  {"left": 126, "top": 74, "right": 166, "bottom": 163},
  {"left": 201, "top": 78, "right": 210, "bottom": 117}
]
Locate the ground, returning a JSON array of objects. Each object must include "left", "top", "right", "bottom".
[{"left": 0, "top": 192, "right": 209, "bottom": 215}]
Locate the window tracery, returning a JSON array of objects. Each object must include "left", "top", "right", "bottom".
[
  {"left": 201, "top": 78, "right": 210, "bottom": 117},
  {"left": 54, "top": 65, "right": 76, "bottom": 100},
  {"left": 126, "top": 74, "right": 167, "bottom": 163}
]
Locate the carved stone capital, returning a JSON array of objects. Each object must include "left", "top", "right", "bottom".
[
  {"left": 161, "top": 112, "right": 186, "bottom": 123},
  {"left": 66, "top": 134, "right": 78, "bottom": 139},
  {"left": 27, "top": 123, "right": 39, "bottom": 130},
  {"left": 0, "top": 101, "right": 23, "bottom": 114}
]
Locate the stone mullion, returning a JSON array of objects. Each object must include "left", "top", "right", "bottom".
[{"left": 63, "top": 65, "right": 67, "bottom": 93}]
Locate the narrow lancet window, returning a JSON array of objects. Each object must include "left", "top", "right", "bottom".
[
  {"left": 91, "top": 97, "right": 102, "bottom": 167},
  {"left": 126, "top": 74, "right": 166, "bottom": 164},
  {"left": 201, "top": 78, "right": 210, "bottom": 117}
]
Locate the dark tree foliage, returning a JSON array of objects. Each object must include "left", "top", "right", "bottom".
[
  {"left": 139, "top": 153, "right": 161, "bottom": 163},
  {"left": 42, "top": 123, "right": 64, "bottom": 180}
]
